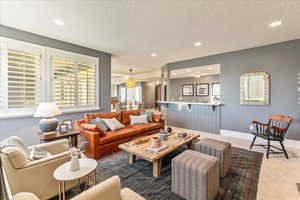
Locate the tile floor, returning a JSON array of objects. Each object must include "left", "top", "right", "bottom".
[{"left": 171, "top": 126, "right": 300, "bottom": 200}]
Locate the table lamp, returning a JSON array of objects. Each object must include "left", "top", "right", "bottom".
[{"left": 34, "top": 103, "right": 62, "bottom": 133}]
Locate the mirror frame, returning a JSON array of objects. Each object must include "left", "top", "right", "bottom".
[{"left": 240, "top": 72, "right": 270, "bottom": 106}]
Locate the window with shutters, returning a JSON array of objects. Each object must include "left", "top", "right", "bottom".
[
  {"left": 78, "top": 62, "right": 96, "bottom": 106},
  {"left": 0, "top": 39, "right": 43, "bottom": 118},
  {"left": 52, "top": 57, "right": 76, "bottom": 107},
  {"left": 0, "top": 38, "right": 99, "bottom": 118},
  {"left": 48, "top": 48, "right": 99, "bottom": 111}
]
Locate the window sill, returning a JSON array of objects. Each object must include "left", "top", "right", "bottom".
[{"left": 0, "top": 107, "right": 101, "bottom": 120}]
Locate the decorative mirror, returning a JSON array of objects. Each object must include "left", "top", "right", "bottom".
[{"left": 240, "top": 72, "right": 270, "bottom": 105}]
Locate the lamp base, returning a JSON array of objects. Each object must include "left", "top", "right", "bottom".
[{"left": 39, "top": 118, "right": 59, "bottom": 133}]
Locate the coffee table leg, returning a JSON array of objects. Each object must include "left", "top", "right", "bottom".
[
  {"left": 153, "top": 159, "right": 162, "bottom": 177},
  {"left": 129, "top": 154, "right": 136, "bottom": 164}
]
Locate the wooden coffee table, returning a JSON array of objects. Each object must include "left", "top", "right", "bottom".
[{"left": 119, "top": 132, "right": 200, "bottom": 177}]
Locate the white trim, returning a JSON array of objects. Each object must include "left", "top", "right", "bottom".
[{"left": 220, "top": 129, "right": 300, "bottom": 150}]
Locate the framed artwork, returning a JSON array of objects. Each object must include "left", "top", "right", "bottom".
[
  {"left": 212, "top": 83, "right": 221, "bottom": 96},
  {"left": 196, "top": 83, "right": 209, "bottom": 96},
  {"left": 182, "top": 84, "right": 194, "bottom": 96}
]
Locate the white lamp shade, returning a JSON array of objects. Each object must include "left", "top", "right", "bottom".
[{"left": 34, "top": 103, "right": 62, "bottom": 118}]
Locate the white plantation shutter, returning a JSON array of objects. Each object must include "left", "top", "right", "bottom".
[
  {"left": 0, "top": 48, "right": 4, "bottom": 113},
  {"left": 52, "top": 57, "right": 76, "bottom": 107},
  {"left": 78, "top": 62, "right": 96, "bottom": 106},
  {"left": 7, "top": 49, "right": 40, "bottom": 108}
]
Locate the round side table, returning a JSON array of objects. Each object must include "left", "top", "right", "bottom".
[{"left": 53, "top": 158, "right": 97, "bottom": 200}]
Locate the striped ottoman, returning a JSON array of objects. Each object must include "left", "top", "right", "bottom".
[
  {"left": 172, "top": 150, "right": 219, "bottom": 200},
  {"left": 195, "top": 138, "right": 231, "bottom": 178}
]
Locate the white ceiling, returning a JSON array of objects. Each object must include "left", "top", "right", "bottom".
[
  {"left": 170, "top": 64, "right": 220, "bottom": 79},
  {"left": 1, "top": 0, "right": 300, "bottom": 76}
]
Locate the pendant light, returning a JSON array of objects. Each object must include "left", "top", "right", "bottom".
[{"left": 125, "top": 69, "right": 136, "bottom": 88}]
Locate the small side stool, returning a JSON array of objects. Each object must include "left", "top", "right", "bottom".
[
  {"left": 195, "top": 138, "right": 231, "bottom": 178},
  {"left": 172, "top": 150, "right": 219, "bottom": 200}
]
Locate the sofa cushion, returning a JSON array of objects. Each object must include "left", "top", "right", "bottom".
[
  {"left": 102, "top": 118, "right": 125, "bottom": 131},
  {"left": 130, "top": 115, "right": 148, "bottom": 125},
  {"left": 141, "top": 112, "right": 154, "bottom": 123},
  {"left": 91, "top": 117, "right": 110, "bottom": 131},
  {"left": 1, "top": 147, "right": 30, "bottom": 169},
  {"left": 85, "top": 112, "right": 122, "bottom": 123},
  {"left": 121, "top": 110, "right": 140, "bottom": 125},
  {"left": 126, "top": 123, "right": 163, "bottom": 132},
  {"left": 99, "top": 128, "right": 141, "bottom": 145}
]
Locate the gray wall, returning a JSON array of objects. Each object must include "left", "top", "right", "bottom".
[
  {"left": 0, "top": 25, "right": 111, "bottom": 145},
  {"left": 169, "top": 75, "right": 220, "bottom": 102},
  {"left": 165, "top": 39, "right": 300, "bottom": 140},
  {"left": 142, "top": 82, "right": 155, "bottom": 108}
]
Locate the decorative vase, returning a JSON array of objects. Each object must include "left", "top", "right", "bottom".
[
  {"left": 159, "top": 131, "right": 168, "bottom": 141},
  {"left": 69, "top": 147, "right": 81, "bottom": 171},
  {"left": 151, "top": 137, "right": 161, "bottom": 148},
  {"left": 70, "top": 155, "right": 80, "bottom": 171}
]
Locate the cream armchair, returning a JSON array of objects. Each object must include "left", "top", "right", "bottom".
[
  {"left": 12, "top": 176, "right": 145, "bottom": 200},
  {"left": 1, "top": 139, "right": 80, "bottom": 200}
]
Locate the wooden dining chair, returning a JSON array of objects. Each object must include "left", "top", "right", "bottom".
[{"left": 250, "top": 115, "right": 293, "bottom": 159}]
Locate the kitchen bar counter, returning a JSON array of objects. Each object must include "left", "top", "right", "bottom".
[{"left": 157, "top": 101, "right": 221, "bottom": 134}]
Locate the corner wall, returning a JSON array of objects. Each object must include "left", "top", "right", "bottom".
[
  {"left": 0, "top": 25, "right": 111, "bottom": 145},
  {"left": 165, "top": 39, "right": 300, "bottom": 140}
]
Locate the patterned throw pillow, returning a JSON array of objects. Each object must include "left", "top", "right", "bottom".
[
  {"left": 91, "top": 117, "right": 110, "bottom": 131},
  {"left": 130, "top": 115, "right": 149, "bottom": 125},
  {"left": 29, "top": 146, "right": 51, "bottom": 160},
  {"left": 141, "top": 112, "right": 154, "bottom": 123},
  {"left": 0, "top": 136, "right": 30, "bottom": 156}
]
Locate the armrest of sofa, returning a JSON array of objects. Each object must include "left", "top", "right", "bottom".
[
  {"left": 32, "top": 139, "right": 70, "bottom": 155},
  {"left": 79, "top": 128, "right": 101, "bottom": 159},
  {"left": 153, "top": 113, "right": 165, "bottom": 126},
  {"left": 72, "top": 176, "right": 122, "bottom": 200},
  {"left": 121, "top": 188, "right": 145, "bottom": 200}
]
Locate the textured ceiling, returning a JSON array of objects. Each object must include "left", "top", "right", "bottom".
[{"left": 1, "top": 0, "right": 300, "bottom": 75}]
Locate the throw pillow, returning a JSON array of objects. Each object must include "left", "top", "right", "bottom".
[
  {"left": 91, "top": 117, "right": 109, "bottom": 131},
  {"left": 0, "top": 136, "right": 30, "bottom": 156},
  {"left": 130, "top": 115, "right": 148, "bottom": 125},
  {"left": 102, "top": 118, "right": 125, "bottom": 131},
  {"left": 141, "top": 112, "right": 153, "bottom": 123},
  {"left": 29, "top": 146, "right": 52, "bottom": 160},
  {"left": 81, "top": 123, "right": 98, "bottom": 131}
]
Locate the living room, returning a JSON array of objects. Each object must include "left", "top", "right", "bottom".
[{"left": 0, "top": 1, "right": 300, "bottom": 200}]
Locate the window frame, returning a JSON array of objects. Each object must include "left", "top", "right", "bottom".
[
  {"left": 47, "top": 48, "right": 100, "bottom": 113},
  {"left": 0, "top": 37, "right": 100, "bottom": 119}
]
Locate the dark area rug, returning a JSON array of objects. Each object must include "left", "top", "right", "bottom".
[{"left": 96, "top": 147, "right": 263, "bottom": 200}]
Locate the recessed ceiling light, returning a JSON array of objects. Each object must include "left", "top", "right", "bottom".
[
  {"left": 187, "top": 69, "right": 191, "bottom": 73},
  {"left": 151, "top": 53, "right": 157, "bottom": 57},
  {"left": 172, "top": 72, "right": 177, "bottom": 75},
  {"left": 194, "top": 42, "right": 202, "bottom": 47},
  {"left": 208, "top": 67, "right": 213, "bottom": 70},
  {"left": 269, "top": 20, "right": 282, "bottom": 28},
  {"left": 194, "top": 74, "right": 201, "bottom": 78},
  {"left": 53, "top": 19, "right": 64, "bottom": 26}
]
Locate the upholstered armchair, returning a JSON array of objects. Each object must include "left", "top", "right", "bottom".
[
  {"left": 12, "top": 176, "right": 145, "bottom": 200},
  {"left": 0, "top": 139, "right": 80, "bottom": 199}
]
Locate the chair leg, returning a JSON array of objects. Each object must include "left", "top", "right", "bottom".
[
  {"left": 279, "top": 141, "right": 289, "bottom": 159},
  {"left": 250, "top": 136, "right": 257, "bottom": 149},
  {"left": 266, "top": 139, "right": 270, "bottom": 159}
]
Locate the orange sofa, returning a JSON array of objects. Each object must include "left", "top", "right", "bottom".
[{"left": 75, "top": 110, "right": 164, "bottom": 159}]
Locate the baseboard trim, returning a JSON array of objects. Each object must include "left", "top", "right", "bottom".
[{"left": 220, "top": 129, "right": 300, "bottom": 149}]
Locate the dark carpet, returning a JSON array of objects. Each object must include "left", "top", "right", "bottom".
[{"left": 96, "top": 147, "right": 263, "bottom": 200}]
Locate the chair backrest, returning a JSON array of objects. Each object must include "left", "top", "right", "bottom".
[{"left": 268, "top": 115, "right": 293, "bottom": 138}]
